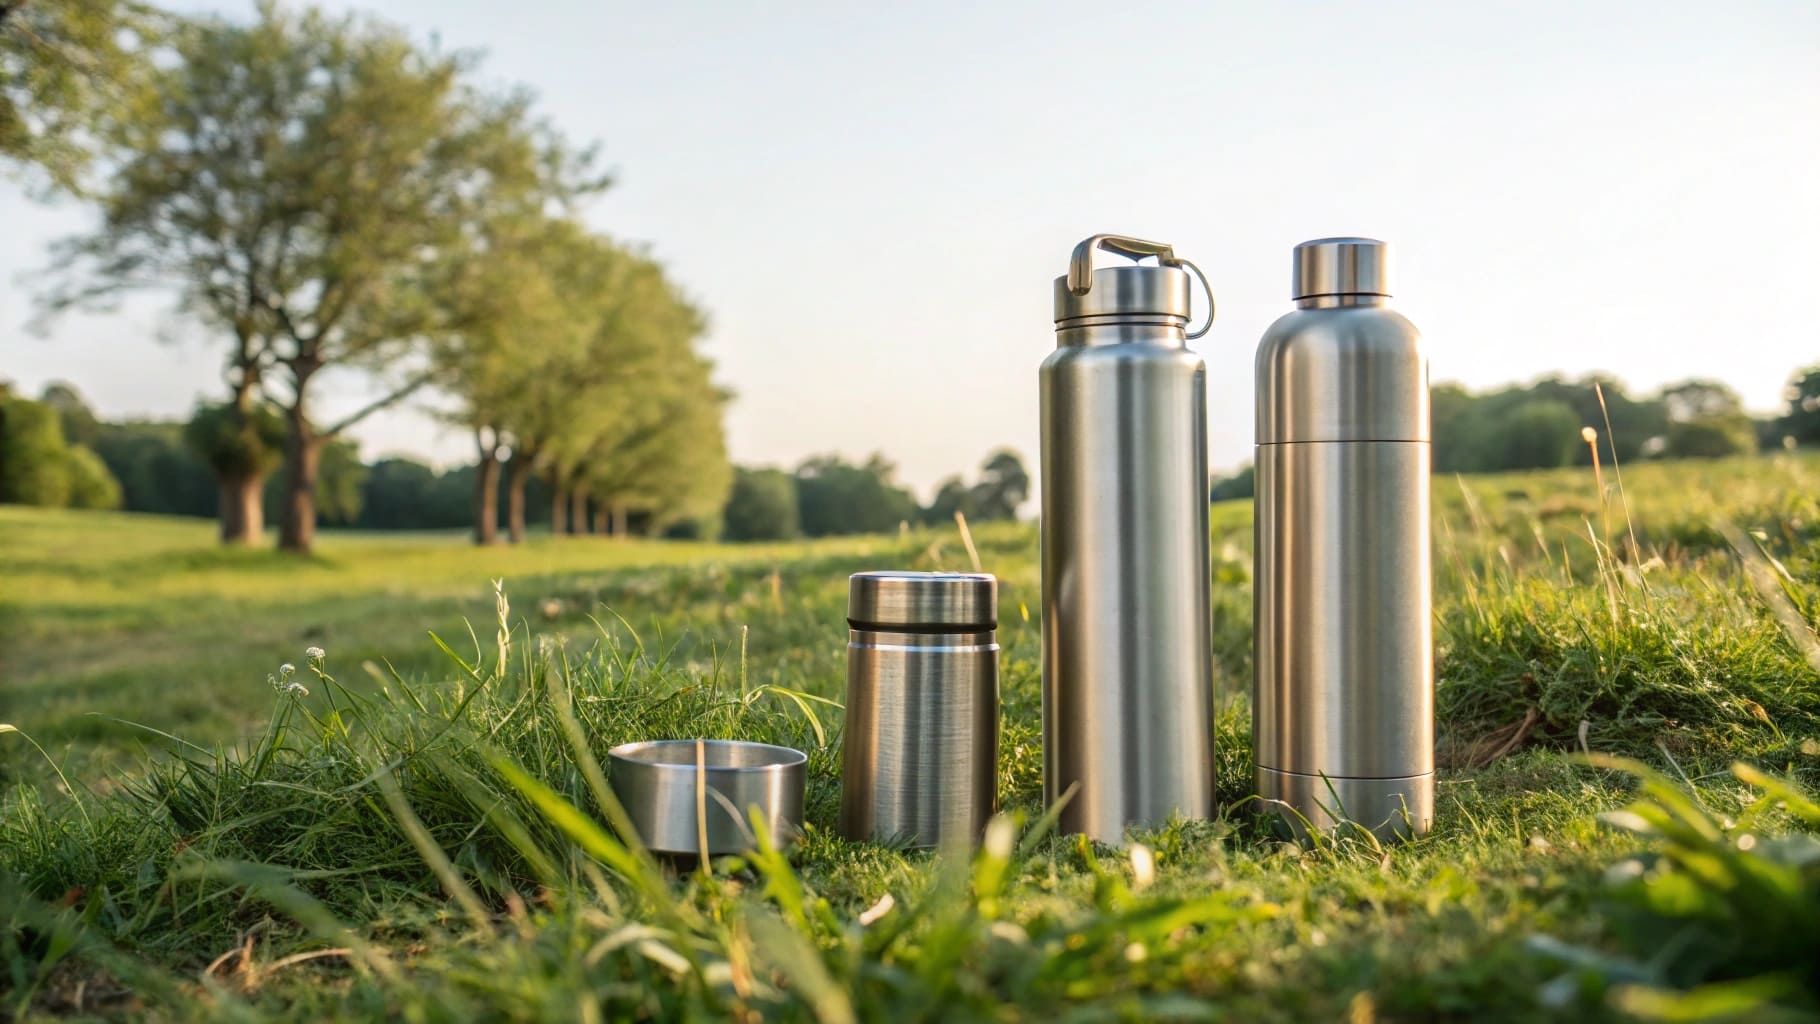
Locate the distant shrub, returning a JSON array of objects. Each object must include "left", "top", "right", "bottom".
[{"left": 63, "top": 445, "right": 122, "bottom": 510}]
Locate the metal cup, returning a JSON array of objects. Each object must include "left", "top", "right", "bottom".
[
  {"left": 608, "top": 739, "right": 806, "bottom": 856},
  {"left": 840, "top": 571, "right": 999, "bottom": 849}
]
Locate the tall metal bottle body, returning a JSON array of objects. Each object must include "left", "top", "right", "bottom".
[
  {"left": 1041, "top": 299, "right": 1216, "bottom": 843},
  {"left": 1253, "top": 237, "right": 1433, "bottom": 840}
]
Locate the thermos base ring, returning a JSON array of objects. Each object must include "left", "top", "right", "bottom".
[{"left": 1254, "top": 766, "right": 1434, "bottom": 842}]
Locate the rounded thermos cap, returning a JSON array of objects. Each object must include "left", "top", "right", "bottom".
[
  {"left": 1292, "top": 237, "right": 1391, "bottom": 300},
  {"left": 847, "top": 571, "right": 997, "bottom": 630},
  {"left": 1053, "top": 265, "right": 1191, "bottom": 324}
]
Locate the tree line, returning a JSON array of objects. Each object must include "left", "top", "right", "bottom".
[
  {"left": 0, "top": 378, "right": 1032, "bottom": 539},
  {"left": 1210, "top": 369, "right": 1820, "bottom": 500},
  {"left": 4, "top": 1, "right": 728, "bottom": 553}
]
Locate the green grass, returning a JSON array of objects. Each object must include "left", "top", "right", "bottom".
[{"left": 3, "top": 453, "right": 1819, "bottom": 1021}]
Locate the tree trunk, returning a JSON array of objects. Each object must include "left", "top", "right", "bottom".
[
  {"left": 610, "top": 502, "right": 628, "bottom": 539},
  {"left": 570, "top": 489, "right": 588, "bottom": 535},
  {"left": 505, "top": 452, "right": 533, "bottom": 544},
  {"left": 550, "top": 476, "right": 568, "bottom": 536},
  {"left": 216, "top": 362, "right": 266, "bottom": 546},
  {"left": 277, "top": 414, "right": 321, "bottom": 554},
  {"left": 218, "top": 472, "right": 264, "bottom": 544},
  {"left": 474, "top": 449, "right": 501, "bottom": 546},
  {"left": 592, "top": 505, "right": 608, "bottom": 535}
]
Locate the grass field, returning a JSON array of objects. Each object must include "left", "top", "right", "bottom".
[{"left": 3, "top": 453, "right": 1819, "bottom": 1020}]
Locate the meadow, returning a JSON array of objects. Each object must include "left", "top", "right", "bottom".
[{"left": 2, "top": 452, "right": 1818, "bottom": 1021}]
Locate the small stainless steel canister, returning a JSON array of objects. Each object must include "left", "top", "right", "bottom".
[{"left": 840, "top": 571, "right": 999, "bottom": 849}]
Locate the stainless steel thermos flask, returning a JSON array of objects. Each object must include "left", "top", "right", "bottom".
[
  {"left": 841, "top": 571, "right": 999, "bottom": 848},
  {"left": 1253, "top": 237, "right": 1434, "bottom": 840},
  {"left": 1041, "top": 234, "right": 1217, "bottom": 843}
]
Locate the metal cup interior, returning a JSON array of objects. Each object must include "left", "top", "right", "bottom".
[{"left": 607, "top": 739, "right": 807, "bottom": 857}]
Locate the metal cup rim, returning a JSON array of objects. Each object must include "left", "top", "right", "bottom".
[{"left": 607, "top": 738, "right": 807, "bottom": 772}]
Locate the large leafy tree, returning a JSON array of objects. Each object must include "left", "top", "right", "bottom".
[
  {"left": 439, "top": 216, "right": 601, "bottom": 545},
  {"left": 0, "top": 0, "right": 162, "bottom": 192},
  {"left": 45, "top": 3, "right": 597, "bottom": 552}
]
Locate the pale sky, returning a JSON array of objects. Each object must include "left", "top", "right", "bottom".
[{"left": 2, "top": 0, "right": 1816, "bottom": 494}]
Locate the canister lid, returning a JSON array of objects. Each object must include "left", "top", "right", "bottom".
[
  {"left": 1292, "top": 237, "right": 1391, "bottom": 300},
  {"left": 847, "top": 571, "right": 997, "bottom": 630},
  {"left": 1052, "top": 233, "right": 1211, "bottom": 336},
  {"left": 1053, "top": 265, "right": 1191, "bottom": 324}
]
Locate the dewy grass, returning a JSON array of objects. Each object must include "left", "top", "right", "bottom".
[{"left": 1, "top": 453, "right": 1819, "bottom": 1018}]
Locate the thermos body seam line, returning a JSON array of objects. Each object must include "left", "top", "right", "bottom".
[
  {"left": 1253, "top": 765, "right": 1435, "bottom": 782},
  {"left": 1254, "top": 439, "right": 1431, "bottom": 446}
]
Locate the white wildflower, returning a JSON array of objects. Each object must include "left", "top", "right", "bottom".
[
  {"left": 283, "top": 681, "right": 310, "bottom": 697},
  {"left": 278, "top": 663, "right": 295, "bottom": 677},
  {"left": 1128, "top": 842, "right": 1155, "bottom": 891},
  {"left": 305, "top": 646, "right": 325, "bottom": 660}
]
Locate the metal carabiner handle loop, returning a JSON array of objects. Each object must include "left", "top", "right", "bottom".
[
  {"left": 1067, "top": 233, "right": 1216, "bottom": 340},
  {"left": 1178, "top": 257, "right": 1215, "bottom": 340},
  {"left": 1067, "top": 234, "right": 1177, "bottom": 295}
]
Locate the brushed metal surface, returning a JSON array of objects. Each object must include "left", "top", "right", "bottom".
[
  {"left": 1292, "top": 236, "right": 1391, "bottom": 300},
  {"left": 847, "top": 571, "right": 996, "bottom": 630},
  {"left": 840, "top": 626, "right": 998, "bottom": 848},
  {"left": 608, "top": 740, "right": 805, "bottom": 856},
  {"left": 1255, "top": 300, "right": 1428, "bottom": 444},
  {"left": 1253, "top": 238, "right": 1433, "bottom": 840},
  {"left": 1255, "top": 766, "right": 1433, "bottom": 841},
  {"left": 1253, "top": 442, "right": 1433, "bottom": 779},
  {"left": 1041, "top": 312, "right": 1215, "bottom": 843},
  {"left": 1054, "top": 265, "right": 1191, "bottom": 324}
]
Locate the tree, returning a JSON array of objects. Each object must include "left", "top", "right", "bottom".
[
  {"left": 795, "top": 454, "right": 917, "bottom": 537},
  {"left": 1778, "top": 366, "right": 1820, "bottom": 445},
  {"left": 91, "top": 419, "right": 215, "bottom": 516},
  {"left": 1659, "top": 379, "right": 1756, "bottom": 459},
  {"left": 437, "top": 216, "right": 600, "bottom": 545},
  {"left": 0, "top": 395, "right": 71, "bottom": 505},
  {"left": 1665, "top": 417, "right": 1757, "bottom": 459},
  {"left": 313, "top": 437, "right": 366, "bottom": 526},
  {"left": 0, "top": 0, "right": 162, "bottom": 192},
  {"left": 358, "top": 457, "right": 440, "bottom": 529},
  {"left": 1660, "top": 379, "right": 1743, "bottom": 424},
  {"left": 970, "top": 449, "right": 1029, "bottom": 521},
  {"left": 0, "top": 392, "right": 122, "bottom": 508},
  {"left": 1495, "top": 400, "right": 1582, "bottom": 470},
  {"left": 39, "top": 381, "right": 99, "bottom": 446},
  {"left": 722, "top": 467, "right": 799, "bottom": 541},
  {"left": 921, "top": 476, "right": 976, "bottom": 525},
  {"left": 523, "top": 238, "right": 729, "bottom": 541},
  {"left": 46, "top": 4, "right": 599, "bottom": 553},
  {"left": 1209, "top": 464, "right": 1255, "bottom": 502},
  {"left": 184, "top": 400, "right": 284, "bottom": 543},
  {"left": 63, "top": 444, "right": 121, "bottom": 509}
]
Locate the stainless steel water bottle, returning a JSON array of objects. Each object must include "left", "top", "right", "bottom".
[
  {"left": 1253, "top": 237, "right": 1434, "bottom": 840},
  {"left": 840, "top": 571, "right": 999, "bottom": 849},
  {"left": 1041, "top": 234, "right": 1217, "bottom": 843}
]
